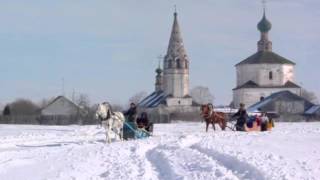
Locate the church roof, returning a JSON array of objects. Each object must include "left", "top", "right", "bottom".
[
  {"left": 305, "top": 105, "right": 320, "bottom": 115},
  {"left": 165, "top": 12, "right": 188, "bottom": 60},
  {"left": 138, "top": 91, "right": 168, "bottom": 108},
  {"left": 236, "top": 51, "right": 295, "bottom": 66},
  {"left": 233, "top": 80, "right": 301, "bottom": 90}
]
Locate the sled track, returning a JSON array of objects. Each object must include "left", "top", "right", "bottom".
[
  {"left": 190, "top": 144, "right": 266, "bottom": 180},
  {"left": 144, "top": 135, "right": 268, "bottom": 180}
]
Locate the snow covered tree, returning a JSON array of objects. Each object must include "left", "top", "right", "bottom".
[
  {"left": 9, "top": 99, "right": 40, "bottom": 115},
  {"left": 190, "top": 86, "right": 214, "bottom": 105}
]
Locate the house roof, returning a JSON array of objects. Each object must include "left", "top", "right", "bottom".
[
  {"left": 233, "top": 80, "right": 301, "bottom": 90},
  {"left": 247, "top": 90, "right": 314, "bottom": 112},
  {"left": 41, "top": 96, "right": 87, "bottom": 115},
  {"left": 305, "top": 105, "right": 320, "bottom": 115},
  {"left": 236, "top": 51, "right": 295, "bottom": 66}
]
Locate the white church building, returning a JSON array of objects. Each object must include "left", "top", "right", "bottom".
[
  {"left": 233, "top": 10, "right": 301, "bottom": 108},
  {"left": 139, "top": 11, "right": 199, "bottom": 122}
]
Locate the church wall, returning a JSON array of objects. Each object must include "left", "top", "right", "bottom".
[
  {"left": 282, "top": 65, "right": 294, "bottom": 84},
  {"left": 236, "top": 64, "right": 295, "bottom": 87},
  {"left": 163, "top": 69, "right": 189, "bottom": 97},
  {"left": 166, "top": 97, "right": 192, "bottom": 106},
  {"left": 236, "top": 65, "right": 259, "bottom": 86},
  {"left": 233, "top": 87, "right": 301, "bottom": 108}
]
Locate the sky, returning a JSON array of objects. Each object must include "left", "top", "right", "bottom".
[{"left": 0, "top": 0, "right": 319, "bottom": 107}]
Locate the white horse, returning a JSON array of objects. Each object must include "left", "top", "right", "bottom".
[{"left": 95, "top": 102, "right": 125, "bottom": 143}]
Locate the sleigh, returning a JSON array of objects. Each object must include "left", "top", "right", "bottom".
[
  {"left": 123, "top": 121, "right": 153, "bottom": 140},
  {"left": 227, "top": 114, "right": 275, "bottom": 132}
]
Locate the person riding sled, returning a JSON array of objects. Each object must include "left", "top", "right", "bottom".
[
  {"left": 232, "top": 103, "right": 248, "bottom": 131},
  {"left": 124, "top": 103, "right": 137, "bottom": 122},
  {"left": 136, "top": 112, "right": 153, "bottom": 132}
]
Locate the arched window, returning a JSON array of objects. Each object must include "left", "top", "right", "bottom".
[
  {"left": 168, "top": 60, "right": 173, "bottom": 68},
  {"left": 176, "top": 59, "right": 181, "bottom": 68},
  {"left": 269, "top": 71, "right": 273, "bottom": 80}
]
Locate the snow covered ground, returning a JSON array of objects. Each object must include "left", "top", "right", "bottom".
[{"left": 0, "top": 122, "right": 319, "bottom": 180}]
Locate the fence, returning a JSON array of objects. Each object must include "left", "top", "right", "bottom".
[{"left": 0, "top": 115, "right": 98, "bottom": 125}]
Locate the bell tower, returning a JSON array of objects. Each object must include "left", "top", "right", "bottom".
[{"left": 163, "top": 10, "right": 190, "bottom": 98}]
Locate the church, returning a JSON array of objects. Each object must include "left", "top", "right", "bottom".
[
  {"left": 233, "top": 9, "right": 302, "bottom": 108},
  {"left": 138, "top": 11, "right": 200, "bottom": 123}
]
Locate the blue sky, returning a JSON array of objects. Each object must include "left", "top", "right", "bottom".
[{"left": 0, "top": 0, "right": 319, "bottom": 106}]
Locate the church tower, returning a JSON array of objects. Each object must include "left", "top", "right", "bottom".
[
  {"left": 155, "top": 63, "right": 163, "bottom": 92},
  {"left": 257, "top": 9, "right": 272, "bottom": 52},
  {"left": 139, "top": 9, "right": 199, "bottom": 123},
  {"left": 162, "top": 10, "right": 191, "bottom": 106}
]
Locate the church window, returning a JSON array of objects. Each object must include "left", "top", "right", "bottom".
[
  {"left": 176, "top": 59, "right": 182, "bottom": 68},
  {"left": 168, "top": 60, "right": 173, "bottom": 68},
  {"left": 269, "top": 71, "right": 273, "bottom": 80}
]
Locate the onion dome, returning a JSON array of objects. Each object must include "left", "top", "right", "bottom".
[
  {"left": 156, "top": 67, "right": 162, "bottom": 74},
  {"left": 257, "top": 11, "right": 272, "bottom": 32}
]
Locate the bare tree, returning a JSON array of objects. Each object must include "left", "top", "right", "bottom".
[
  {"left": 128, "top": 91, "right": 148, "bottom": 105},
  {"left": 111, "top": 103, "right": 125, "bottom": 112},
  {"left": 229, "top": 101, "right": 235, "bottom": 108},
  {"left": 190, "top": 86, "right": 214, "bottom": 105},
  {"left": 301, "top": 89, "right": 319, "bottom": 104},
  {"left": 2, "top": 105, "right": 11, "bottom": 116},
  {"left": 9, "top": 99, "right": 40, "bottom": 115},
  {"left": 76, "top": 94, "right": 91, "bottom": 109}
]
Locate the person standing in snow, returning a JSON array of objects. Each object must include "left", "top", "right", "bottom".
[
  {"left": 232, "top": 103, "right": 248, "bottom": 131},
  {"left": 124, "top": 103, "right": 137, "bottom": 122},
  {"left": 260, "top": 112, "right": 269, "bottom": 131}
]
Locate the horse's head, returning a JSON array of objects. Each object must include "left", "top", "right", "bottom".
[
  {"left": 95, "top": 103, "right": 111, "bottom": 120},
  {"left": 201, "top": 104, "right": 209, "bottom": 113}
]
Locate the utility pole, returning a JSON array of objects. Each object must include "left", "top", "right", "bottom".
[{"left": 61, "top": 78, "right": 65, "bottom": 96}]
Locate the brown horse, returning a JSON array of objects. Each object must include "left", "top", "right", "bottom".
[{"left": 200, "top": 104, "right": 227, "bottom": 132}]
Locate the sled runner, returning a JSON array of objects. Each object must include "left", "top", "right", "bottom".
[{"left": 123, "top": 121, "right": 153, "bottom": 140}]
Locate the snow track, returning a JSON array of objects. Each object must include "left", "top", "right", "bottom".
[{"left": 0, "top": 123, "right": 319, "bottom": 180}]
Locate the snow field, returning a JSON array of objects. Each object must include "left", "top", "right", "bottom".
[{"left": 0, "top": 122, "right": 319, "bottom": 180}]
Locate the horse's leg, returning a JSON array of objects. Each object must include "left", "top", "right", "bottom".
[
  {"left": 108, "top": 127, "right": 112, "bottom": 143},
  {"left": 212, "top": 121, "right": 216, "bottom": 131},
  {"left": 105, "top": 128, "right": 109, "bottom": 144},
  {"left": 222, "top": 119, "right": 227, "bottom": 130},
  {"left": 206, "top": 121, "right": 209, "bottom": 132},
  {"left": 120, "top": 127, "right": 123, "bottom": 141},
  {"left": 107, "top": 121, "right": 112, "bottom": 143}
]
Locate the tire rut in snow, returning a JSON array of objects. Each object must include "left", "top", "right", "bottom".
[
  {"left": 99, "top": 140, "right": 159, "bottom": 180},
  {"left": 146, "top": 135, "right": 239, "bottom": 180},
  {"left": 190, "top": 144, "right": 266, "bottom": 180}
]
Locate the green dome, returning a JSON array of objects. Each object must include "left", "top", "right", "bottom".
[
  {"left": 156, "top": 67, "right": 162, "bottom": 74},
  {"left": 257, "top": 13, "right": 272, "bottom": 32}
]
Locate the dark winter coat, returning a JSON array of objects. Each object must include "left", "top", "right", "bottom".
[
  {"left": 136, "top": 116, "right": 149, "bottom": 127},
  {"left": 233, "top": 109, "right": 248, "bottom": 128},
  {"left": 124, "top": 107, "right": 137, "bottom": 122}
]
